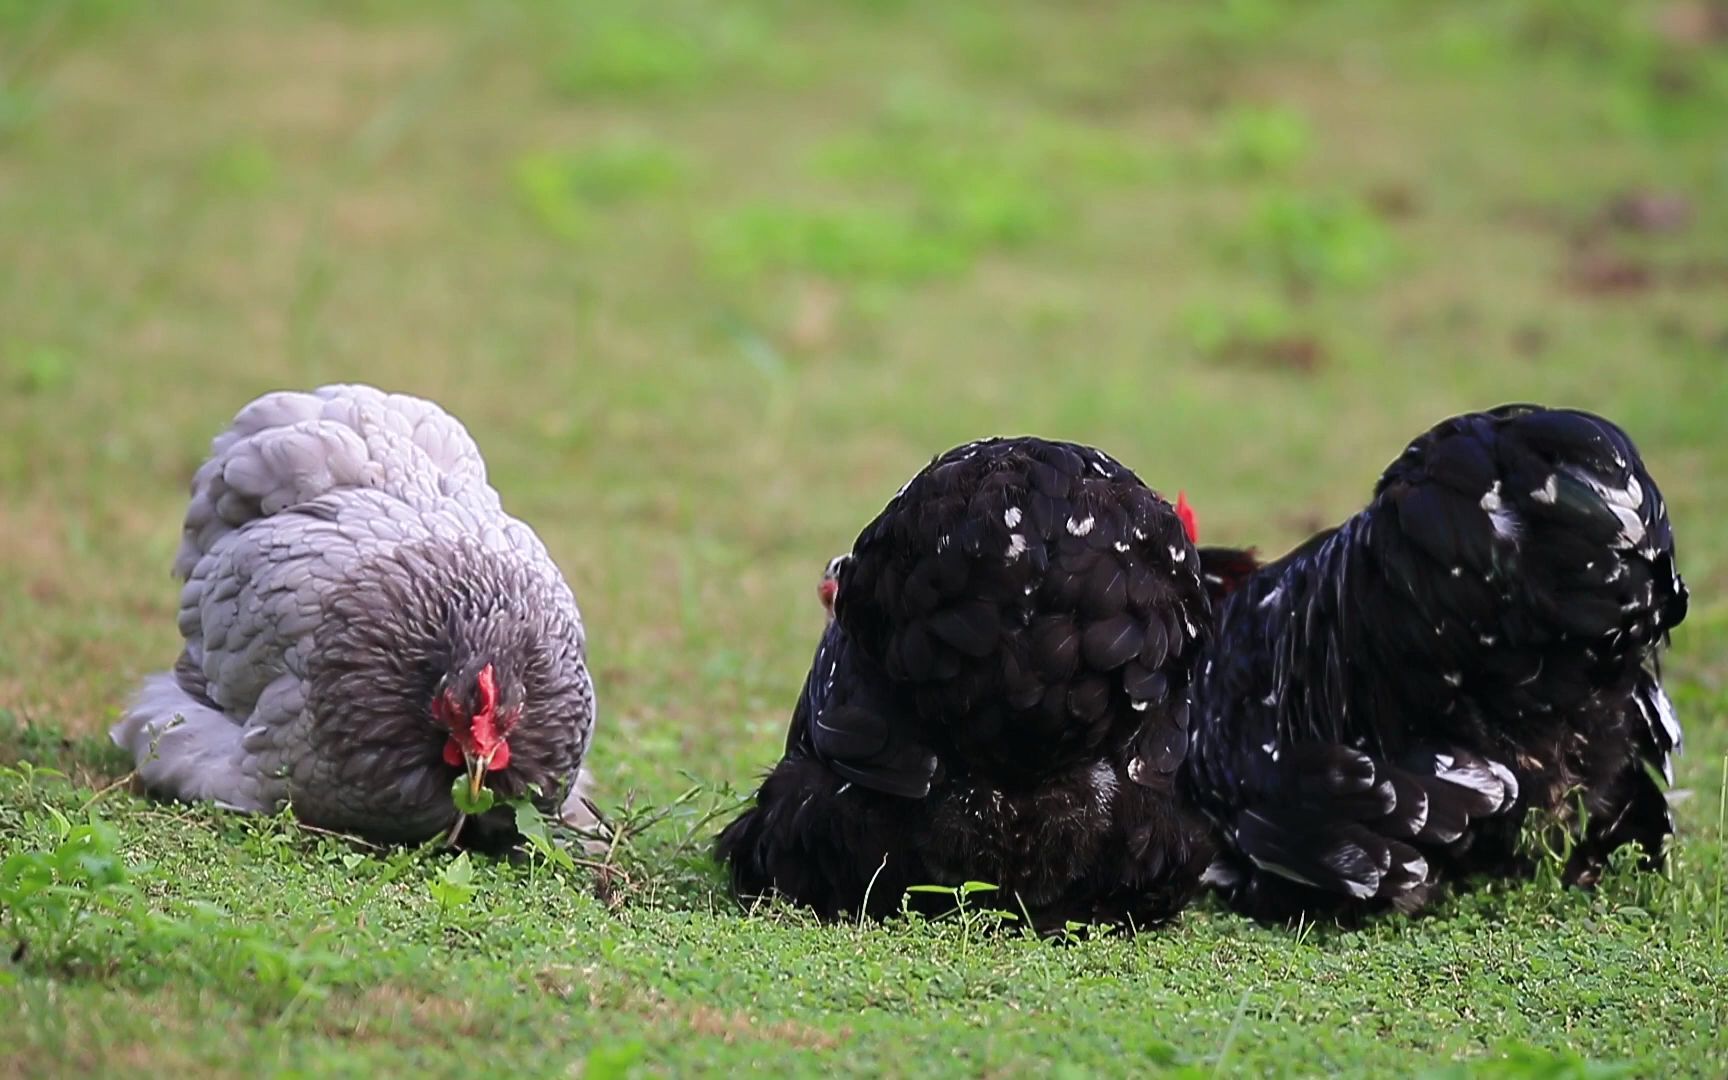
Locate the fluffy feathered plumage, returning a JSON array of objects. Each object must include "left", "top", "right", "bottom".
[
  {"left": 1186, "top": 405, "right": 1687, "bottom": 921},
  {"left": 113, "top": 384, "right": 599, "bottom": 847},
  {"left": 718, "top": 437, "right": 1213, "bottom": 930}
]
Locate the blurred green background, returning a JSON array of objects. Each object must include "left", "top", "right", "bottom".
[{"left": 1, "top": 0, "right": 1725, "bottom": 1075}]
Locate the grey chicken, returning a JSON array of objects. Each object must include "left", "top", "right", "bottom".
[{"left": 113, "top": 384, "right": 598, "bottom": 847}]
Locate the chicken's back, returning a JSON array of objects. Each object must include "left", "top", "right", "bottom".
[
  {"left": 174, "top": 384, "right": 501, "bottom": 579},
  {"left": 1365, "top": 406, "right": 1685, "bottom": 761},
  {"left": 837, "top": 437, "right": 1208, "bottom": 785}
]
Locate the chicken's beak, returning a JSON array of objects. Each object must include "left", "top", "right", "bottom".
[{"left": 462, "top": 750, "right": 488, "bottom": 801}]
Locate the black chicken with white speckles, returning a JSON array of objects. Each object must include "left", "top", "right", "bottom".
[
  {"left": 1185, "top": 405, "right": 1687, "bottom": 922},
  {"left": 717, "top": 437, "right": 1213, "bottom": 931}
]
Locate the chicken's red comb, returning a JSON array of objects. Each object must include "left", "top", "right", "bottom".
[
  {"left": 1175, "top": 491, "right": 1199, "bottom": 545},
  {"left": 468, "top": 664, "right": 510, "bottom": 756},
  {"left": 475, "top": 663, "right": 498, "bottom": 716}
]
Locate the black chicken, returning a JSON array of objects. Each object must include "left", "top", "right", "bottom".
[
  {"left": 1186, "top": 405, "right": 1688, "bottom": 922},
  {"left": 717, "top": 438, "right": 1213, "bottom": 930}
]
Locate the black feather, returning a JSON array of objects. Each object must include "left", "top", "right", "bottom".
[
  {"left": 927, "top": 600, "right": 1000, "bottom": 658},
  {"left": 1082, "top": 614, "right": 1144, "bottom": 671}
]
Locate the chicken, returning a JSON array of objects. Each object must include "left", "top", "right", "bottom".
[
  {"left": 717, "top": 437, "right": 1213, "bottom": 930},
  {"left": 112, "top": 384, "right": 599, "bottom": 848},
  {"left": 1185, "top": 405, "right": 1687, "bottom": 921}
]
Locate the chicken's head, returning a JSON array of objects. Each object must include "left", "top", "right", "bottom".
[
  {"left": 433, "top": 662, "right": 521, "bottom": 801},
  {"left": 818, "top": 554, "right": 850, "bottom": 621}
]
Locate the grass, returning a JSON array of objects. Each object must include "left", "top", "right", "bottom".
[{"left": 1, "top": 0, "right": 1726, "bottom": 1074}]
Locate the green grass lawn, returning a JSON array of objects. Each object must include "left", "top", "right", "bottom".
[{"left": 3, "top": 0, "right": 1727, "bottom": 1074}]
